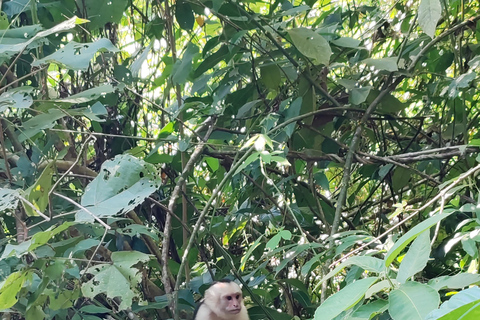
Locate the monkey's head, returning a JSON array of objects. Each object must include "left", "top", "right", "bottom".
[{"left": 205, "top": 280, "right": 244, "bottom": 317}]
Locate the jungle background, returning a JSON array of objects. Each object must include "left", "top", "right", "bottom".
[{"left": 1, "top": 0, "right": 480, "bottom": 319}]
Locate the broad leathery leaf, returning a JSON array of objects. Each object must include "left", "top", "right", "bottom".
[
  {"left": 76, "top": 154, "right": 161, "bottom": 222},
  {"left": 351, "top": 299, "right": 389, "bottom": 319},
  {"left": 260, "top": 64, "right": 282, "bottom": 89},
  {"left": 32, "top": 38, "right": 119, "bottom": 71},
  {"left": 350, "top": 86, "right": 371, "bottom": 105},
  {"left": 287, "top": 28, "right": 332, "bottom": 65},
  {"left": 78, "top": 0, "right": 127, "bottom": 29},
  {"left": 0, "top": 16, "right": 85, "bottom": 59},
  {"left": 175, "top": 0, "right": 195, "bottom": 30},
  {"left": 385, "top": 210, "right": 455, "bottom": 266},
  {"left": 428, "top": 273, "right": 480, "bottom": 291},
  {"left": 0, "top": 87, "right": 33, "bottom": 112},
  {"left": 425, "top": 287, "right": 480, "bottom": 320},
  {"left": 363, "top": 57, "right": 398, "bottom": 72},
  {"left": 82, "top": 251, "right": 149, "bottom": 310},
  {"left": 313, "top": 277, "right": 378, "bottom": 320},
  {"left": 172, "top": 43, "right": 199, "bottom": 84},
  {"left": 0, "top": 188, "right": 19, "bottom": 211},
  {"left": 0, "top": 270, "right": 32, "bottom": 309},
  {"left": 315, "top": 256, "right": 385, "bottom": 289},
  {"left": 397, "top": 231, "right": 431, "bottom": 283},
  {"left": 389, "top": 282, "right": 440, "bottom": 320},
  {"left": 392, "top": 166, "right": 411, "bottom": 192},
  {"left": 193, "top": 45, "right": 229, "bottom": 78},
  {"left": 29, "top": 222, "right": 75, "bottom": 252},
  {"left": 418, "top": 0, "right": 442, "bottom": 38}
]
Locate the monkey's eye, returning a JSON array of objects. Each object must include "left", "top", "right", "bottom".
[
  {"left": 226, "top": 296, "right": 232, "bottom": 300},
  {"left": 236, "top": 295, "right": 240, "bottom": 299}
]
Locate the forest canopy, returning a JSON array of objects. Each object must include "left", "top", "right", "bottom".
[{"left": 1, "top": 0, "right": 480, "bottom": 319}]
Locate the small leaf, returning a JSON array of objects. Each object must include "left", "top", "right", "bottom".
[
  {"left": 363, "top": 57, "right": 398, "bottom": 72},
  {"left": 287, "top": 28, "right": 332, "bottom": 65},
  {"left": 418, "top": 0, "right": 442, "bottom": 38}
]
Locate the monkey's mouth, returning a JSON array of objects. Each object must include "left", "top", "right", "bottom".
[{"left": 229, "top": 308, "right": 242, "bottom": 314}]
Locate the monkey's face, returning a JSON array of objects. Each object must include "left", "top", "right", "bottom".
[{"left": 222, "top": 292, "right": 243, "bottom": 314}]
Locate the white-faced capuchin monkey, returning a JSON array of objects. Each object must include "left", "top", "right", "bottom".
[{"left": 193, "top": 279, "right": 250, "bottom": 320}]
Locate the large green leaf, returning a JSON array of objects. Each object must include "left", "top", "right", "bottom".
[
  {"left": 313, "top": 277, "right": 378, "bottom": 320},
  {"left": 418, "top": 0, "right": 442, "bottom": 38},
  {"left": 287, "top": 28, "right": 332, "bottom": 65},
  {"left": 76, "top": 155, "right": 161, "bottom": 222},
  {"left": 428, "top": 273, "right": 480, "bottom": 291},
  {"left": 32, "top": 38, "right": 119, "bottom": 71},
  {"left": 397, "top": 230, "right": 431, "bottom": 283},
  {"left": 316, "top": 256, "right": 385, "bottom": 288},
  {"left": 82, "top": 251, "right": 150, "bottom": 310},
  {"left": 0, "top": 87, "right": 33, "bottom": 112},
  {"left": 425, "top": 287, "right": 480, "bottom": 320},
  {"left": 78, "top": 0, "right": 128, "bottom": 29},
  {"left": 389, "top": 282, "right": 440, "bottom": 320},
  {"left": 0, "top": 271, "right": 32, "bottom": 309},
  {"left": 385, "top": 210, "right": 455, "bottom": 266},
  {"left": 0, "top": 16, "right": 85, "bottom": 59}
]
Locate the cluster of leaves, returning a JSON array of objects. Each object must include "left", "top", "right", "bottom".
[{"left": 1, "top": 0, "right": 480, "bottom": 319}]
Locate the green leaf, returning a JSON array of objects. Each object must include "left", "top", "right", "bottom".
[
  {"left": 193, "top": 45, "right": 229, "bottom": 78},
  {"left": 397, "top": 230, "right": 431, "bottom": 283},
  {"left": 287, "top": 28, "right": 332, "bottom": 65},
  {"left": 32, "top": 38, "right": 119, "bottom": 71},
  {"left": 351, "top": 300, "right": 389, "bottom": 319},
  {"left": 0, "top": 16, "right": 81, "bottom": 59},
  {"left": 384, "top": 210, "right": 455, "bottom": 266},
  {"left": 23, "top": 162, "right": 54, "bottom": 217},
  {"left": 418, "top": 0, "right": 442, "bottom": 38},
  {"left": 260, "top": 64, "right": 282, "bottom": 89},
  {"left": 428, "top": 273, "right": 480, "bottom": 291},
  {"left": 316, "top": 256, "right": 385, "bottom": 288},
  {"left": 52, "top": 84, "right": 118, "bottom": 104},
  {"left": 172, "top": 43, "right": 199, "bottom": 84},
  {"left": 350, "top": 86, "right": 371, "bottom": 105},
  {"left": 0, "top": 188, "right": 20, "bottom": 211},
  {"left": 76, "top": 155, "right": 162, "bottom": 222},
  {"left": 79, "top": 0, "right": 128, "bottom": 29},
  {"left": 331, "top": 37, "right": 362, "bottom": 48},
  {"left": 82, "top": 251, "right": 149, "bottom": 310},
  {"left": 363, "top": 57, "right": 398, "bottom": 72},
  {"left": 0, "top": 87, "right": 33, "bottom": 112},
  {"left": 175, "top": 0, "right": 195, "bottom": 30},
  {"left": 0, "top": 271, "right": 31, "bottom": 309},
  {"left": 425, "top": 287, "right": 480, "bottom": 320},
  {"left": 389, "top": 282, "right": 440, "bottom": 320},
  {"left": 313, "top": 277, "right": 378, "bottom": 320}
]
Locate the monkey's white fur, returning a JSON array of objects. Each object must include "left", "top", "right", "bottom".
[{"left": 194, "top": 281, "right": 250, "bottom": 320}]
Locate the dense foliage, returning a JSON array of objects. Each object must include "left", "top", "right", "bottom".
[{"left": 1, "top": 0, "right": 480, "bottom": 319}]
